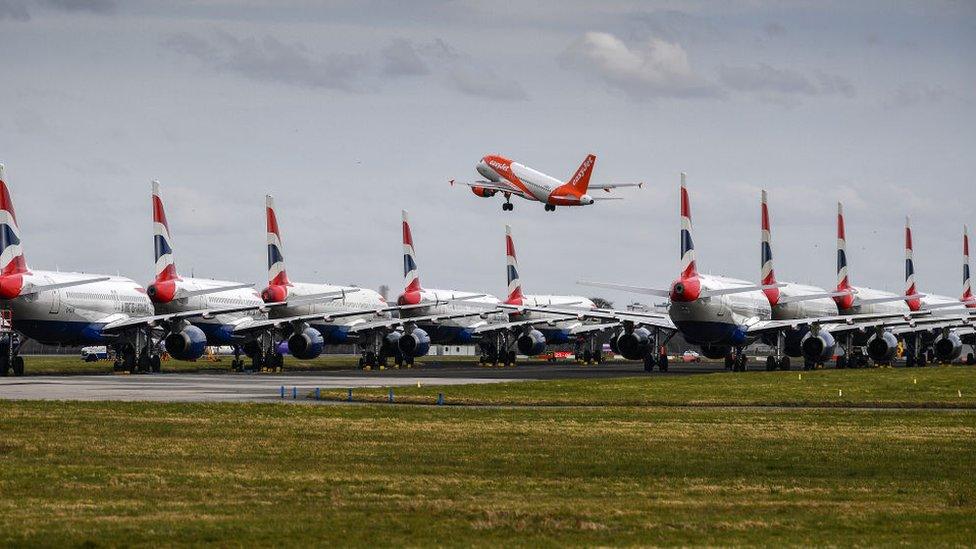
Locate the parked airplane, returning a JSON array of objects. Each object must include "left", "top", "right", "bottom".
[
  {"left": 396, "top": 210, "right": 516, "bottom": 364},
  {"left": 452, "top": 154, "right": 641, "bottom": 211},
  {"left": 499, "top": 225, "right": 616, "bottom": 364},
  {"left": 0, "top": 165, "right": 215, "bottom": 375},
  {"left": 575, "top": 174, "right": 939, "bottom": 370},
  {"left": 898, "top": 218, "right": 976, "bottom": 366},
  {"left": 147, "top": 181, "right": 270, "bottom": 368}
]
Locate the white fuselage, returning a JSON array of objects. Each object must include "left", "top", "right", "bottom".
[
  {"left": 843, "top": 286, "right": 910, "bottom": 315},
  {"left": 772, "top": 282, "right": 839, "bottom": 319},
  {"left": 6, "top": 270, "right": 153, "bottom": 345},
  {"left": 402, "top": 288, "right": 507, "bottom": 339},
  {"left": 152, "top": 277, "right": 266, "bottom": 344},
  {"left": 480, "top": 160, "right": 560, "bottom": 203},
  {"left": 272, "top": 282, "right": 390, "bottom": 337},
  {"left": 668, "top": 274, "right": 772, "bottom": 346}
]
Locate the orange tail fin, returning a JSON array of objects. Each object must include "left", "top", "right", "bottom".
[{"left": 566, "top": 154, "right": 596, "bottom": 194}]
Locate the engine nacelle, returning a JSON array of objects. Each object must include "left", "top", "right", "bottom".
[
  {"left": 934, "top": 332, "right": 963, "bottom": 362},
  {"left": 288, "top": 327, "right": 324, "bottom": 360},
  {"left": 800, "top": 330, "right": 836, "bottom": 362},
  {"left": 866, "top": 331, "right": 899, "bottom": 363},
  {"left": 516, "top": 329, "right": 546, "bottom": 356},
  {"left": 147, "top": 279, "right": 177, "bottom": 303},
  {"left": 699, "top": 343, "right": 731, "bottom": 360},
  {"left": 164, "top": 325, "right": 207, "bottom": 361},
  {"left": 616, "top": 327, "right": 651, "bottom": 360},
  {"left": 382, "top": 331, "right": 402, "bottom": 355},
  {"left": 397, "top": 328, "right": 431, "bottom": 358},
  {"left": 470, "top": 185, "right": 497, "bottom": 198}
]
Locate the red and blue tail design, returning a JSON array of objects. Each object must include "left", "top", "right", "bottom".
[
  {"left": 833, "top": 202, "right": 854, "bottom": 310},
  {"left": 904, "top": 216, "right": 920, "bottom": 311},
  {"left": 266, "top": 195, "right": 289, "bottom": 287},
  {"left": 0, "top": 164, "right": 28, "bottom": 278},
  {"left": 504, "top": 224, "right": 523, "bottom": 305},
  {"left": 152, "top": 180, "right": 178, "bottom": 282},
  {"left": 679, "top": 172, "right": 697, "bottom": 279},
  {"left": 963, "top": 225, "right": 973, "bottom": 306},
  {"left": 402, "top": 209, "right": 421, "bottom": 293},
  {"left": 760, "top": 190, "right": 779, "bottom": 305}
]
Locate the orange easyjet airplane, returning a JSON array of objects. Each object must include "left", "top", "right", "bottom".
[{"left": 452, "top": 154, "right": 642, "bottom": 211}]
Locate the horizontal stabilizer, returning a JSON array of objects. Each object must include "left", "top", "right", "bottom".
[
  {"left": 577, "top": 280, "right": 672, "bottom": 298},
  {"left": 177, "top": 283, "right": 254, "bottom": 299},
  {"left": 857, "top": 293, "right": 924, "bottom": 306},
  {"left": 20, "top": 276, "right": 111, "bottom": 296},
  {"left": 700, "top": 283, "right": 785, "bottom": 298},
  {"left": 777, "top": 289, "right": 852, "bottom": 304}
]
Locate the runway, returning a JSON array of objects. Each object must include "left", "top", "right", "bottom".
[{"left": 0, "top": 361, "right": 724, "bottom": 402}]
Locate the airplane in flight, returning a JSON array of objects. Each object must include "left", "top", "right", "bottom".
[
  {"left": 452, "top": 154, "right": 641, "bottom": 211},
  {"left": 0, "top": 165, "right": 233, "bottom": 375}
]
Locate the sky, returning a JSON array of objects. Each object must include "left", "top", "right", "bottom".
[{"left": 1, "top": 0, "right": 974, "bottom": 305}]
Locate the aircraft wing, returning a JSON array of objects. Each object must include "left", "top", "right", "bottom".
[
  {"left": 346, "top": 310, "right": 499, "bottom": 333},
  {"left": 17, "top": 276, "right": 112, "bottom": 296},
  {"left": 100, "top": 308, "right": 222, "bottom": 333},
  {"left": 590, "top": 182, "right": 644, "bottom": 191},
  {"left": 450, "top": 179, "right": 531, "bottom": 199}
]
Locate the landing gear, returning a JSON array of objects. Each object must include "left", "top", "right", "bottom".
[
  {"left": 643, "top": 353, "right": 656, "bottom": 372},
  {"left": 766, "top": 356, "right": 777, "bottom": 371},
  {"left": 502, "top": 202, "right": 513, "bottom": 211},
  {"left": 967, "top": 352, "right": 975, "bottom": 366},
  {"left": 544, "top": 204, "right": 556, "bottom": 212},
  {"left": 727, "top": 348, "right": 747, "bottom": 372}
]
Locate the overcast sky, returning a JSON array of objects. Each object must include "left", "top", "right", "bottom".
[{"left": 1, "top": 0, "right": 974, "bottom": 304}]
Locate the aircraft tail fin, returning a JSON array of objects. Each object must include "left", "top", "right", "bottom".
[
  {"left": 402, "top": 209, "right": 421, "bottom": 293},
  {"left": 152, "top": 180, "right": 179, "bottom": 282},
  {"left": 0, "top": 164, "right": 28, "bottom": 277},
  {"left": 505, "top": 224, "right": 523, "bottom": 305},
  {"left": 566, "top": 154, "right": 596, "bottom": 194},
  {"left": 266, "top": 195, "right": 290, "bottom": 286},
  {"left": 760, "top": 189, "right": 779, "bottom": 305},
  {"left": 964, "top": 225, "right": 972, "bottom": 303},
  {"left": 679, "top": 172, "right": 698, "bottom": 278},
  {"left": 904, "top": 216, "right": 921, "bottom": 310}
]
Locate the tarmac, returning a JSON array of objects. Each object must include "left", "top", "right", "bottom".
[{"left": 0, "top": 360, "right": 724, "bottom": 403}]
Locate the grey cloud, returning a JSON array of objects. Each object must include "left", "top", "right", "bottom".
[
  {"left": 560, "top": 31, "right": 721, "bottom": 100},
  {"left": 40, "top": 0, "right": 114, "bottom": 14},
  {"left": 885, "top": 82, "right": 950, "bottom": 108},
  {"left": 718, "top": 63, "right": 855, "bottom": 100},
  {"left": 163, "top": 32, "right": 369, "bottom": 92},
  {"left": 0, "top": 0, "right": 30, "bottom": 20},
  {"left": 448, "top": 66, "right": 528, "bottom": 101},
  {"left": 381, "top": 38, "right": 429, "bottom": 77}
]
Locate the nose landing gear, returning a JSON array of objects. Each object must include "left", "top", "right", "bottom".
[{"left": 544, "top": 204, "right": 556, "bottom": 212}]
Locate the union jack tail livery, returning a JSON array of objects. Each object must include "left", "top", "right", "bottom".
[
  {"left": 566, "top": 154, "right": 596, "bottom": 194},
  {"left": 402, "top": 209, "right": 421, "bottom": 293},
  {"left": 904, "top": 216, "right": 921, "bottom": 310},
  {"left": 963, "top": 225, "right": 973, "bottom": 306},
  {"left": 836, "top": 202, "right": 850, "bottom": 290},
  {"left": 760, "top": 190, "right": 779, "bottom": 305},
  {"left": 266, "top": 195, "right": 289, "bottom": 287},
  {"left": 152, "top": 180, "right": 178, "bottom": 282},
  {"left": 504, "top": 224, "right": 523, "bottom": 305},
  {"left": 0, "top": 164, "right": 28, "bottom": 278},
  {"left": 679, "top": 172, "right": 698, "bottom": 279}
]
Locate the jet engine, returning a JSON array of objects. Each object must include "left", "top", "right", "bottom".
[
  {"left": 516, "top": 329, "right": 546, "bottom": 356},
  {"left": 699, "top": 343, "right": 731, "bottom": 360},
  {"left": 866, "top": 331, "right": 899, "bottom": 363},
  {"left": 397, "top": 328, "right": 431, "bottom": 358},
  {"left": 616, "top": 327, "right": 651, "bottom": 360},
  {"left": 164, "top": 325, "right": 207, "bottom": 361},
  {"left": 288, "top": 327, "right": 325, "bottom": 360},
  {"left": 471, "top": 186, "right": 497, "bottom": 198},
  {"left": 800, "top": 330, "right": 836, "bottom": 362},
  {"left": 933, "top": 332, "right": 963, "bottom": 363}
]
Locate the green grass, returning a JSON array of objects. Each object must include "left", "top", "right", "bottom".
[
  {"left": 325, "top": 366, "right": 976, "bottom": 408},
  {"left": 0, "top": 401, "right": 974, "bottom": 546},
  {"left": 20, "top": 353, "right": 482, "bottom": 375}
]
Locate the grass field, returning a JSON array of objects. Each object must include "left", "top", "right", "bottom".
[
  {"left": 19, "top": 353, "right": 482, "bottom": 375},
  {"left": 0, "top": 401, "right": 974, "bottom": 546},
  {"left": 324, "top": 365, "right": 976, "bottom": 408}
]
